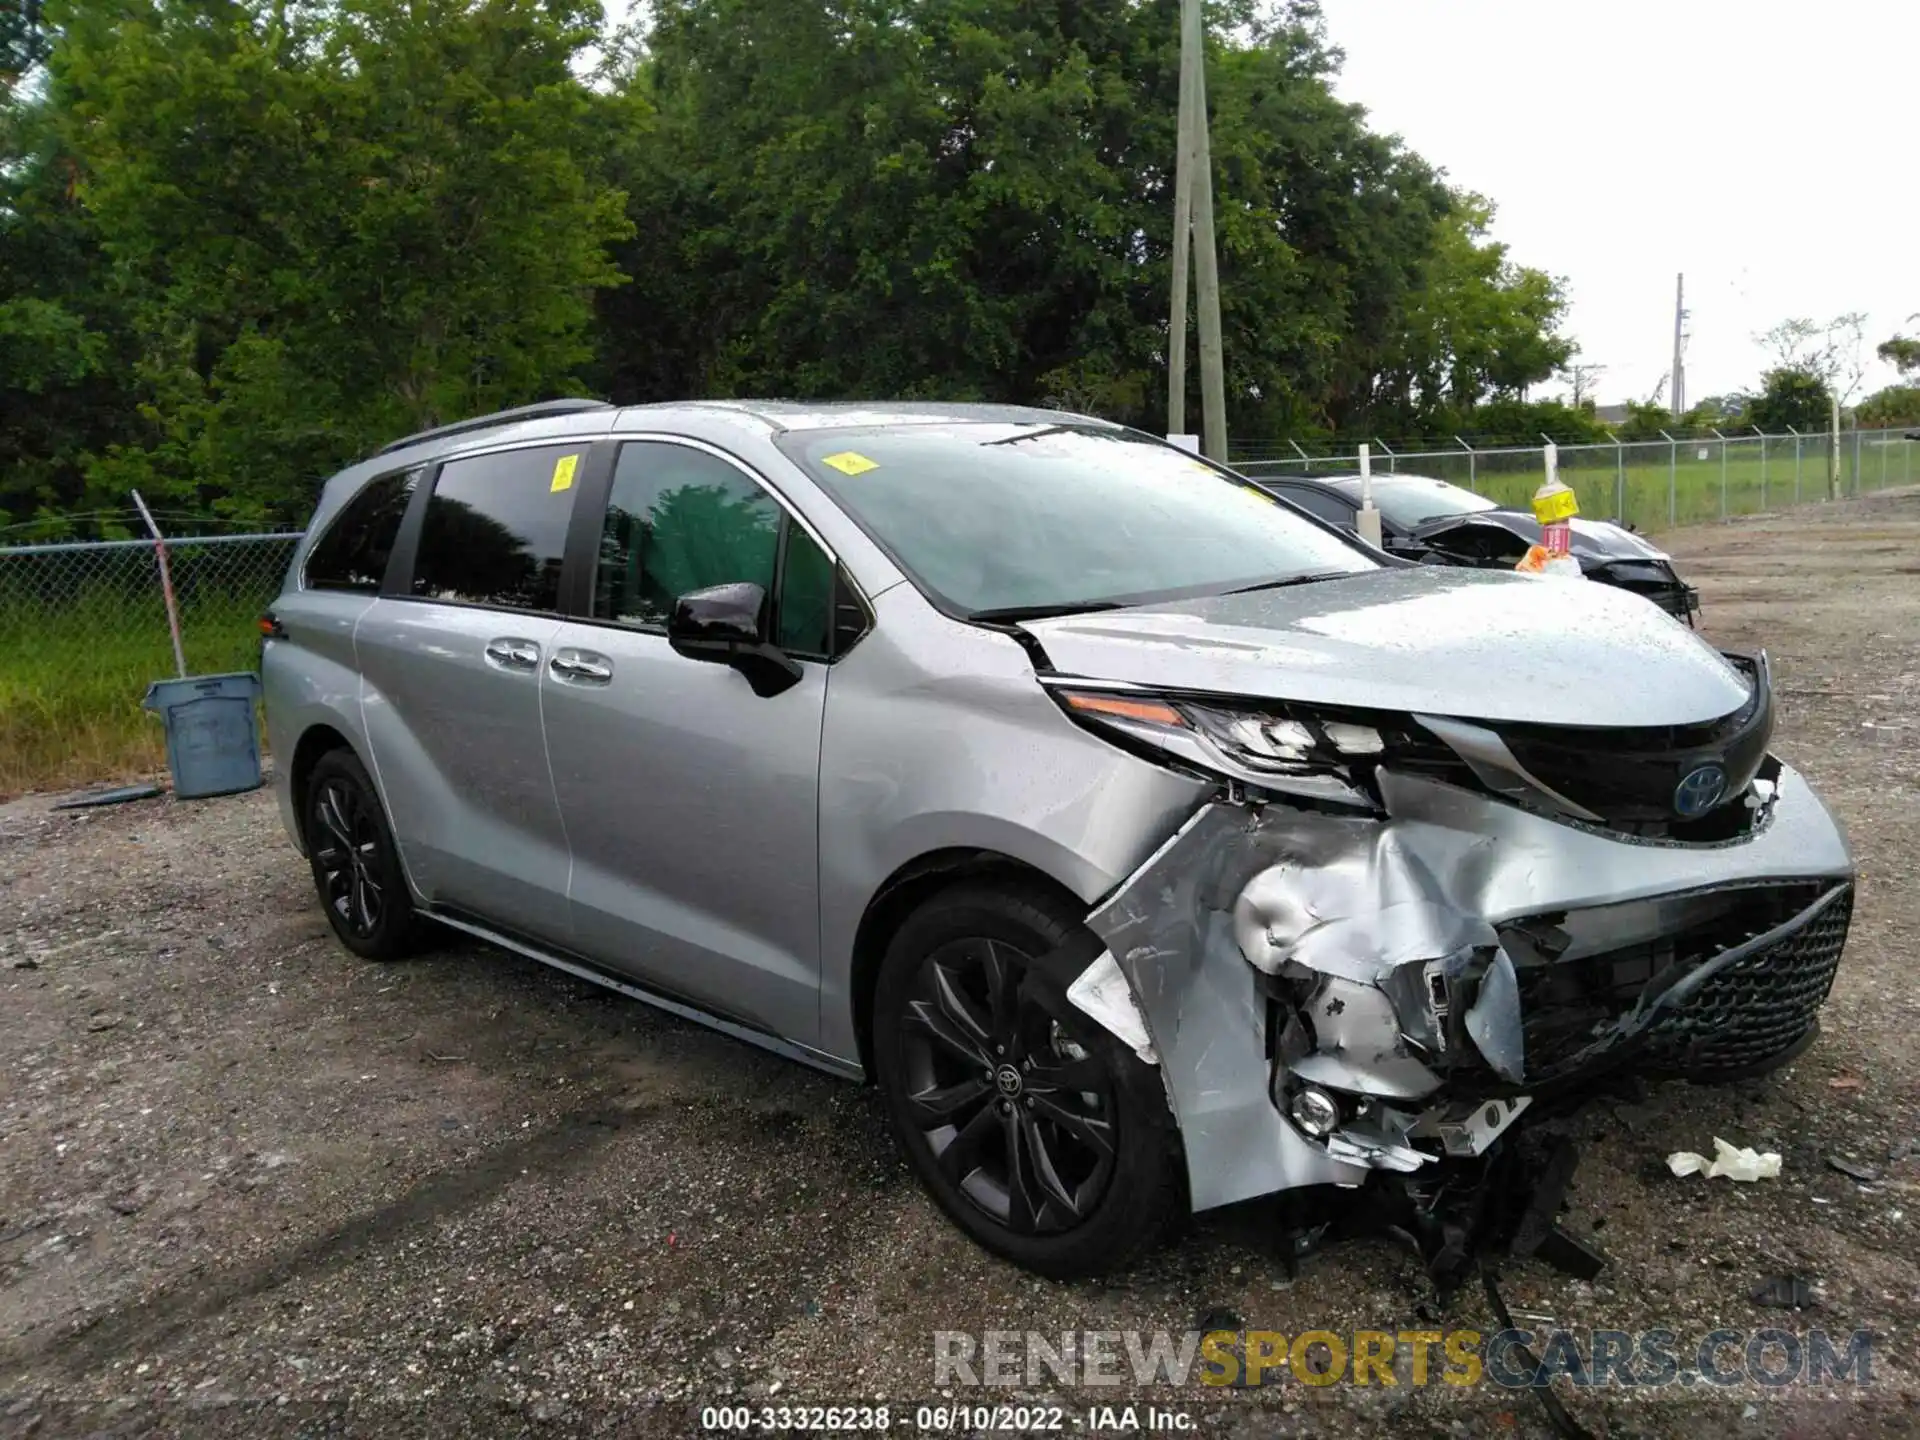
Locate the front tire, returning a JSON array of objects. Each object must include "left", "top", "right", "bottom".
[
  {"left": 872, "top": 883, "right": 1181, "bottom": 1278},
  {"left": 303, "top": 748, "right": 421, "bottom": 962}
]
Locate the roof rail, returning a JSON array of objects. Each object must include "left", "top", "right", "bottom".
[{"left": 373, "top": 398, "right": 613, "bottom": 458}]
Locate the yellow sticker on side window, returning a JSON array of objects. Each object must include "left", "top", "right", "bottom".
[
  {"left": 550, "top": 453, "right": 580, "bottom": 493},
  {"left": 821, "top": 451, "right": 879, "bottom": 476}
]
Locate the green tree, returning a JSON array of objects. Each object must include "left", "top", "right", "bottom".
[
  {"left": 1878, "top": 328, "right": 1920, "bottom": 380},
  {"left": 45, "top": 0, "right": 630, "bottom": 526},
  {"left": 1856, "top": 385, "right": 1920, "bottom": 428},
  {"left": 1744, "top": 368, "right": 1832, "bottom": 433},
  {"left": 0, "top": 9, "right": 139, "bottom": 534}
]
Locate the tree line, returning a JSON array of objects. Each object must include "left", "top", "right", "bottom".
[{"left": 4, "top": 0, "right": 1623, "bottom": 536}]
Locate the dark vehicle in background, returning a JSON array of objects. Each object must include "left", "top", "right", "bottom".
[{"left": 1253, "top": 471, "right": 1701, "bottom": 623}]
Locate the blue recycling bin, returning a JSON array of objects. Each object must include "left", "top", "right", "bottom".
[{"left": 141, "top": 672, "right": 265, "bottom": 799}]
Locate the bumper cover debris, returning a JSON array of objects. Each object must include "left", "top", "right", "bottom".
[{"left": 1084, "top": 763, "right": 1853, "bottom": 1212}]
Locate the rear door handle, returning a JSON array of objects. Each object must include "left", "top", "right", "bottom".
[
  {"left": 484, "top": 637, "right": 541, "bottom": 670},
  {"left": 549, "top": 648, "right": 613, "bottom": 684}
]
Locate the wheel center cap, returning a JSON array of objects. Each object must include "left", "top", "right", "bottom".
[{"left": 994, "top": 1063, "right": 1023, "bottom": 1098}]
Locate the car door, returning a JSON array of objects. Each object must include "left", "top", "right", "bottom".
[
  {"left": 355, "top": 440, "right": 590, "bottom": 942},
  {"left": 539, "top": 438, "right": 839, "bottom": 1044}
]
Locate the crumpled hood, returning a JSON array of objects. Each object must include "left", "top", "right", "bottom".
[
  {"left": 1020, "top": 566, "right": 1749, "bottom": 727},
  {"left": 1413, "top": 510, "right": 1674, "bottom": 563}
]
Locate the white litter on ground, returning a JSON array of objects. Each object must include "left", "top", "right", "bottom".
[{"left": 1667, "top": 1137, "right": 1782, "bottom": 1181}]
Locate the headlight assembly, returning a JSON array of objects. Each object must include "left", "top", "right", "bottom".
[{"left": 1051, "top": 686, "right": 1402, "bottom": 809}]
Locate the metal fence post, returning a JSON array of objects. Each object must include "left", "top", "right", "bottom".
[
  {"left": 1854, "top": 429, "right": 1862, "bottom": 496},
  {"left": 1754, "top": 425, "right": 1767, "bottom": 509},
  {"left": 1287, "top": 439, "right": 1310, "bottom": 462},
  {"left": 1660, "top": 430, "right": 1677, "bottom": 526},
  {"left": 1881, "top": 429, "right": 1889, "bottom": 490},
  {"left": 1711, "top": 428, "right": 1728, "bottom": 519},
  {"left": 1376, "top": 439, "right": 1396, "bottom": 475},
  {"left": 1454, "top": 435, "right": 1475, "bottom": 493},
  {"left": 1614, "top": 437, "right": 1625, "bottom": 524},
  {"left": 1788, "top": 426, "right": 1801, "bottom": 502}
]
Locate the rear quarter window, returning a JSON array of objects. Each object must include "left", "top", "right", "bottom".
[{"left": 303, "top": 468, "right": 421, "bottom": 592}]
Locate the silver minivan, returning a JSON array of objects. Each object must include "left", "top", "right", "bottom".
[{"left": 264, "top": 399, "right": 1853, "bottom": 1276}]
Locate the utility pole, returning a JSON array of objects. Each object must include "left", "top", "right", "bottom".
[
  {"left": 1168, "top": 0, "right": 1227, "bottom": 461},
  {"left": 1166, "top": 9, "right": 1195, "bottom": 440},
  {"left": 1670, "top": 273, "right": 1687, "bottom": 419}
]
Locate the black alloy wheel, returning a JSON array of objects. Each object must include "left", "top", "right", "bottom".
[
  {"left": 874, "top": 884, "right": 1180, "bottom": 1277},
  {"left": 303, "top": 748, "right": 420, "bottom": 961},
  {"left": 899, "top": 933, "right": 1118, "bottom": 1235},
  {"left": 312, "top": 776, "right": 384, "bottom": 939}
]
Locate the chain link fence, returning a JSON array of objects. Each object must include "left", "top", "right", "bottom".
[
  {"left": 1231, "top": 427, "right": 1917, "bottom": 529},
  {"left": 0, "top": 530, "right": 303, "bottom": 794}
]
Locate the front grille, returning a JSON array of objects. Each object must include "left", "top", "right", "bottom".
[
  {"left": 1509, "top": 883, "right": 1851, "bottom": 1087},
  {"left": 1494, "top": 651, "right": 1772, "bottom": 833},
  {"left": 1638, "top": 888, "right": 1851, "bottom": 1080}
]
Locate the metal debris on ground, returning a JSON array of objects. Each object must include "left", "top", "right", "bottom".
[
  {"left": 1826, "top": 1154, "right": 1884, "bottom": 1184},
  {"left": 1666, "top": 1138, "right": 1781, "bottom": 1181},
  {"left": 51, "top": 783, "right": 164, "bottom": 811}
]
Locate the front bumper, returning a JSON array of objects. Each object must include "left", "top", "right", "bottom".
[{"left": 1080, "top": 762, "right": 1853, "bottom": 1212}]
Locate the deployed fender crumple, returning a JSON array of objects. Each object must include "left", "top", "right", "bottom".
[{"left": 1031, "top": 577, "right": 1855, "bottom": 1218}]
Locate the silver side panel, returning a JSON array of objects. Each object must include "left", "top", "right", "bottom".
[
  {"left": 260, "top": 590, "right": 380, "bottom": 855},
  {"left": 354, "top": 600, "right": 572, "bottom": 939},
  {"left": 815, "top": 588, "right": 1211, "bottom": 1063}
]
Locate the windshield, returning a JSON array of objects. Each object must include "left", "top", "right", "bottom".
[
  {"left": 1354, "top": 476, "right": 1500, "bottom": 529},
  {"left": 781, "top": 424, "right": 1373, "bottom": 617}
]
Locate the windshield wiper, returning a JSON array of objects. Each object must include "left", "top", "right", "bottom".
[
  {"left": 980, "top": 423, "right": 1078, "bottom": 447},
  {"left": 965, "top": 600, "right": 1126, "bottom": 624},
  {"left": 1220, "top": 570, "right": 1356, "bottom": 597}
]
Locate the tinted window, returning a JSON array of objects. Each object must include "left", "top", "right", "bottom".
[
  {"left": 1274, "top": 485, "right": 1358, "bottom": 527},
  {"left": 412, "top": 445, "right": 583, "bottom": 611},
  {"left": 1365, "top": 477, "right": 1500, "bottom": 529},
  {"left": 595, "top": 443, "right": 781, "bottom": 629},
  {"left": 776, "top": 524, "right": 836, "bottom": 657},
  {"left": 780, "top": 425, "right": 1371, "bottom": 617},
  {"left": 304, "top": 468, "right": 419, "bottom": 592}
]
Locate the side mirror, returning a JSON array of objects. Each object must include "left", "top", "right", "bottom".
[{"left": 667, "top": 582, "right": 804, "bottom": 698}]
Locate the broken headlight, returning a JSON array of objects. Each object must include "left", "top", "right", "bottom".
[{"left": 1049, "top": 687, "right": 1415, "bottom": 809}]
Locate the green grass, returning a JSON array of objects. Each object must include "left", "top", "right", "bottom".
[
  {"left": 1349, "top": 436, "right": 1919, "bottom": 531},
  {"left": 0, "top": 591, "right": 265, "bottom": 798}
]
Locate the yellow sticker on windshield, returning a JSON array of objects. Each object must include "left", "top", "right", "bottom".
[
  {"left": 549, "top": 453, "right": 580, "bottom": 493},
  {"left": 821, "top": 451, "right": 879, "bottom": 476}
]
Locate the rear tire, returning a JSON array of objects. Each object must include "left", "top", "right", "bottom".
[
  {"left": 872, "top": 882, "right": 1181, "bottom": 1278},
  {"left": 302, "top": 749, "right": 422, "bottom": 962}
]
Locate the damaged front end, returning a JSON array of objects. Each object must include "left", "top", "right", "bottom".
[
  {"left": 1052, "top": 657, "right": 1854, "bottom": 1220},
  {"left": 1409, "top": 512, "right": 1703, "bottom": 624}
]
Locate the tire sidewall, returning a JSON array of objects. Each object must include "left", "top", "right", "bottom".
[
  {"left": 873, "top": 885, "right": 1177, "bottom": 1277},
  {"left": 303, "top": 749, "right": 416, "bottom": 961}
]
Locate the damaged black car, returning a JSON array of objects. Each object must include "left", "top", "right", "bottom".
[{"left": 1252, "top": 470, "right": 1701, "bottom": 622}]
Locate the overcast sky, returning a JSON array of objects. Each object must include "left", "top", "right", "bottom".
[{"left": 1321, "top": 0, "right": 1918, "bottom": 406}]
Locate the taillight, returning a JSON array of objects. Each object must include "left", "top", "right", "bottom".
[{"left": 259, "top": 612, "right": 286, "bottom": 639}]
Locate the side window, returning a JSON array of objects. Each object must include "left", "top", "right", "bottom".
[
  {"left": 595, "top": 442, "right": 781, "bottom": 629},
  {"left": 303, "top": 468, "right": 420, "bottom": 592},
  {"left": 776, "top": 524, "right": 836, "bottom": 657},
  {"left": 411, "top": 444, "right": 583, "bottom": 611},
  {"left": 1277, "top": 485, "right": 1358, "bottom": 527}
]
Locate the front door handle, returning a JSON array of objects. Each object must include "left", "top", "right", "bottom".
[
  {"left": 484, "top": 637, "right": 541, "bottom": 670},
  {"left": 549, "top": 648, "right": 613, "bottom": 684}
]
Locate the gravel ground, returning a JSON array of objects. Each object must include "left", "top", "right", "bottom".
[{"left": 2, "top": 493, "right": 1918, "bottom": 1439}]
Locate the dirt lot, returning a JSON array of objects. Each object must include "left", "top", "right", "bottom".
[{"left": 3, "top": 494, "right": 1918, "bottom": 1439}]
